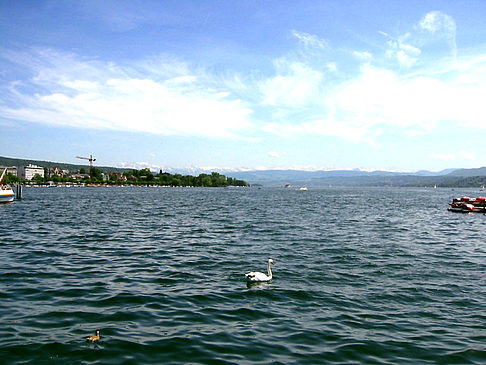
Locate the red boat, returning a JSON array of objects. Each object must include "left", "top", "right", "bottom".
[{"left": 448, "top": 196, "right": 486, "bottom": 213}]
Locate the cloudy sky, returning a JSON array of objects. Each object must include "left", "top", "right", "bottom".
[{"left": 2, "top": 1, "right": 486, "bottom": 172}]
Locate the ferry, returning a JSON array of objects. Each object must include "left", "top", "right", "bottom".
[
  {"left": 448, "top": 196, "right": 486, "bottom": 213},
  {"left": 0, "top": 168, "right": 14, "bottom": 203}
]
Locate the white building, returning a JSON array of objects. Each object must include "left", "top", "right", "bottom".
[
  {"left": 19, "top": 164, "right": 45, "bottom": 180},
  {"left": 0, "top": 166, "right": 18, "bottom": 177}
]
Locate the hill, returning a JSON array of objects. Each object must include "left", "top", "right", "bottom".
[
  {"left": 446, "top": 167, "right": 486, "bottom": 177},
  {"left": 0, "top": 156, "right": 130, "bottom": 173},
  {"left": 228, "top": 168, "right": 486, "bottom": 187}
]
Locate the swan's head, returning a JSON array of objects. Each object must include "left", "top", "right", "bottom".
[{"left": 268, "top": 258, "right": 274, "bottom": 264}]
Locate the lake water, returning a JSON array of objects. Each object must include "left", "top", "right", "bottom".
[{"left": 0, "top": 186, "right": 485, "bottom": 364}]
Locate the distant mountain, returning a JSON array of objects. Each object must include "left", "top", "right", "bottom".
[
  {"left": 446, "top": 167, "right": 486, "bottom": 177},
  {"left": 414, "top": 168, "right": 457, "bottom": 176},
  {"left": 227, "top": 168, "right": 452, "bottom": 185},
  {"left": 227, "top": 167, "right": 486, "bottom": 187}
]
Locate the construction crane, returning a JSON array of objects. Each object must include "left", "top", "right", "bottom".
[{"left": 76, "top": 155, "right": 96, "bottom": 181}]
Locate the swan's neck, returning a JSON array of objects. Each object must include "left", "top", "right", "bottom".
[{"left": 267, "top": 261, "right": 273, "bottom": 278}]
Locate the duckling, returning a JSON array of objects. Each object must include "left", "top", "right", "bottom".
[{"left": 86, "top": 329, "right": 100, "bottom": 342}]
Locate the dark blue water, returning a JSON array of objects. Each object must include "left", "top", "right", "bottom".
[{"left": 1, "top": 187, "right": 485, "bottom": 364}]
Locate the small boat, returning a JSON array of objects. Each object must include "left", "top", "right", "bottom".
[
  {"left": 0, "top": 168, "right": 14, "bottom": 204},
  {"left": 298, "top": 186, "right": 308, "bottom": 191}
]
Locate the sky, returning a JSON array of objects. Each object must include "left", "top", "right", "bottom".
[{"left": 2, "top": 0, "right": 486, "bottom": 173}]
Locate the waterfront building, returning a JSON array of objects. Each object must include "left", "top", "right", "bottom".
[
  {"left": 19, "top": 164, "right": 45, "bottom": 180},
  {"left": 71, "top": 173, "right": 90, "bottom": 181},
  {"left": 0, "top": 166, "right": 18, "bottom": 177},
  {"left": 46, "top": 167, "right": 71, "bottom": 178},
  {"left": 106, "top": 172, "right": 127, "bottom": 182}
]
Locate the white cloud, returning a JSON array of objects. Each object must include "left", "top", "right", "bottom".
[
  {"left": 301, "top": 119, "right": 370, "bottom": 143},
  {"left": 259, "top": 60, "right": 324, "bottom": 107},
  {"left": 419, "top": 11, "right": 457, "bottom": 58},
  {"left": 381, "top": 31, "right": 421, "bottom": 68},
  {"left": 260, "top": 41, "right": 486, "bottom": 142},
  {"left": 433, "top": 153, "right": 456, "bottom": 161},
  {"left": 0, "top": 49, "right": 253, "bottom": 139},
  {"left": 326, "top": 62, "right": 337, "bottom": 72},
  {"left": 268, "top": 151, "right": 280, "bottom": 158},
  {"left": 2, "top": 14, "right": 486, "bottom": 150},
  {"left": 433, "top": 151, "right": 476, "bottom": 162},
  {"left": 459, "top": 150, "right": 476, "bottom": 161},
  {"left": 256, "top": 22, "right": 486, "bottom": 143},
  {"left": 352, "top": 51, "right": 372, "bottom": 61},
  {"left": 292, "top": 30, "right": 329, "bottom": 49},
  {"left": 405, "top": 129, "right": 426, "bottom": 137},
  {"left": 395, "top": 48, "right": 420, "bottom": 68},
  {"left": 331, "top": 65, "right": 456, "bottom": 129}
]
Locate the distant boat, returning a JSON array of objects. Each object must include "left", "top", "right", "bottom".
[
  {"left": 0, "top": 168, "right": 14, "bottom": 203},
  {"left": 284, "top": 184, "right": 291, "bottom": 188},
  {"left": 298, "top": 186, "right": 308, "bottom": 191}
]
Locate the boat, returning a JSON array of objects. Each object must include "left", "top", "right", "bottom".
[
  {"left": 0, "top": 168, "right": 14, "bottom": 203},
  {"left": 448, "top": 196, "right": 486, "bottom": 213},
  {"left": 298, "top": 186, "right": 308, "bottom": 191}
]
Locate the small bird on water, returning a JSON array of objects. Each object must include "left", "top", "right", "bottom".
[{"left": 86, "top": 329, "right": 100, "bottom": 342}]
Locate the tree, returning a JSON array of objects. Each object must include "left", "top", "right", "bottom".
[
  {"left": 158, "top": 173, "right": 171, "bottom": 185},
  {"left": 211, "top": 172, "right": 228, "bottom": 186},
  {"left": 33, "top": 174, "right": 44, "bottom": 183},
  {"left": 197, "top": 173, "right": 212, "bottom": 187},
  {"left": 91, "top": 167, "right": 103, "bottom": 182},
  {"left": 181, "top": 175, "right": 195, "bottom": 186},
  {"left": 51, "top": 174, "right": 61, "bottom": 183},
  {"left": 139, "top": 168, "right": 154, "bottom": 181},
  {"left": 4, "top": 173, "right": 19, "bottom": 184}
]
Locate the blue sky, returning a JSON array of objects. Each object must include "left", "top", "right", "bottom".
[{"left": 2, "top": 1, "right": 486, "bottom": 172}]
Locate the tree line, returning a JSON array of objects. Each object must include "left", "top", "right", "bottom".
[
  {"left": 4, "top": 168, "right": 249, "bottom": 187},
  {"left": 114, "top": 169, "right": 248, "bottom": 187}
]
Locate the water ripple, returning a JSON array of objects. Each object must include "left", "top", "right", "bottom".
[{"left": 0, "top": 187, "right": 485, "bottom": 363}]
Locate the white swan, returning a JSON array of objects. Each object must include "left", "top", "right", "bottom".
[{"left": 245, "top": 259, "right": 274, "bottom": 282}]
